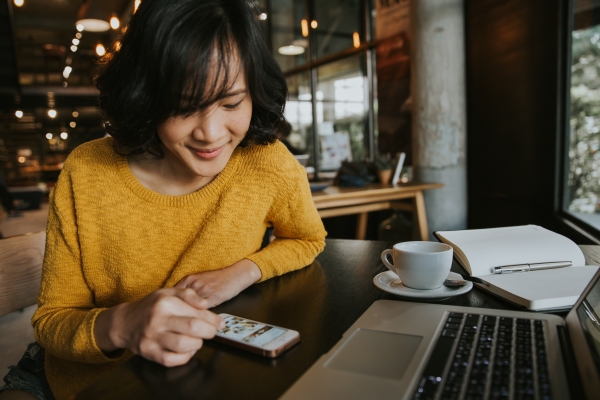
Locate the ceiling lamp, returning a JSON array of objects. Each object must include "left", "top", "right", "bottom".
[
  {"left": 278, "top": 45, "right": 305, "bottom": 56},
  {"left": 76, "top": 0, "right": 111, "bottom": 32}
]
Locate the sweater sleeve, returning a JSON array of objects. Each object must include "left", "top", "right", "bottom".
[
  {"left": 32, "top": 166, "right": 126, "bottom": 363},
  {"left": 245, "top": 159, "right": 327, "bottom": 281}
]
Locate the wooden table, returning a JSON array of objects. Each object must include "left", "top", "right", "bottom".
[
  {"left": 76, "top": 239, "right": 532, "bottom": 400},
  {"left": 312, "top": 182, "right": 444, "bottom": 240}
]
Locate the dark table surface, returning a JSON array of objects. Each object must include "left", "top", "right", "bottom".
[{"left": 76, "top": 239, "right": 556, "bottom": 400}]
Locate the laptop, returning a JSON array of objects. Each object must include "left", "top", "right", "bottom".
[{"left": 281, "top": 269, "right": 600, "bottom": 399}]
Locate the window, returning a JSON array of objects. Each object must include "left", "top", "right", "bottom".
[{"left": 565, "top": 1, "right": 600, "bottom": 234}]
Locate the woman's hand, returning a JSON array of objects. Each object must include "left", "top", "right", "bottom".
[
  {"left": 94, "top": 288, "right": 224, "bottom": 367},
  {"left": 174, "top": 259, "right": 262, "bottom": 308}
]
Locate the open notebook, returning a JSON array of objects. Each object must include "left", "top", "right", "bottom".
[{"left": 434, "top": 225, "right": 599, "bottom": 311}]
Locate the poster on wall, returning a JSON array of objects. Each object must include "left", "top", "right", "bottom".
[
  {"left": 375, "top": 0, "right": 412, "bottom": 165},
  {"left": 320, "top": 132, "right": 352, "bottom": 171}
]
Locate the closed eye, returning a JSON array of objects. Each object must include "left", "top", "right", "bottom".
[{"left": 224, "top": 100, "right": 243, "bottom": 110}]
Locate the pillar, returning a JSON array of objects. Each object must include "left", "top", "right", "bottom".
[{"left": 410, "top": 0, "right": 467, "bottom": 237}]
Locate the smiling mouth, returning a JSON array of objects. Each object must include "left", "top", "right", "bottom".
[{"left": 190, "top": 144, "right": 226, "bottom": 160}]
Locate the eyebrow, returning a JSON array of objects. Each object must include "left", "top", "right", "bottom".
[{"left": 222, "top": 89, "right": 247, "bottom": 98}]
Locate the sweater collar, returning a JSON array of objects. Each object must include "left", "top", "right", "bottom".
[{"left": 115, "top": 147, "right": 242, "bottom": 207}]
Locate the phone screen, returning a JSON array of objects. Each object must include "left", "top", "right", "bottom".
[{"left": 217, "top": 315, "right": 288, "bottom": 348}]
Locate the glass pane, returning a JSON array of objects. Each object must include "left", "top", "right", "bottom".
[
  {"left": 312, "top": 0, "right": 364, "bottom": 59},
  {"left": 284, "top": 72, "right": 314, "bottom": 167},
  {"left": 374, "top": 0, "right": 411, "bottom": 164},
  {"left": 566, "top": 1, "right": 600, "bottom": 231},
  {"left": 316, "top": 54, "right": 368, "bottom": 171},
  {"left": 271, "top": 0, "right": 310, "bottom": 71}
]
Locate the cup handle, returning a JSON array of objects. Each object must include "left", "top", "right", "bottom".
[{"left": 381, "top": 249, "right": 395, "bottom": 271}]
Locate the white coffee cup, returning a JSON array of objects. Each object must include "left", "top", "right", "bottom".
[{"left": 380, "top": 241, "right": 453, "bottom": 290}]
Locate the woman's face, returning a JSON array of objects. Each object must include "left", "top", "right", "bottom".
[{"left": 156, "top": 70, "right": 252, "bottom": 181}]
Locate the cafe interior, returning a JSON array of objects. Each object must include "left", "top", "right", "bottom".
[{"left": 1, "top": 0, "right": 600, "bottom": 399}]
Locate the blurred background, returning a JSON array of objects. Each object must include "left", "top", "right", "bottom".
[{"left": 0, "top": 0, "right": 599, "bottom": 244}]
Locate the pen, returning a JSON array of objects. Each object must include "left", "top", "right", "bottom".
[{"left": 492, "top": 261, "right": 572, "bottom": 274}]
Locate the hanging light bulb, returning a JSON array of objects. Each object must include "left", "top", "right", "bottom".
[
  {"left": 110, "top": 16, "right": 120, "bottom": 29},
  {"left": 353, "top": 32, "right": 360, "bottom": 48},
  {"left": 96, "top": 43, "right": 106, "bottom": 56},
  {"left": 301, "top": 19, "right": 309, "bottom": 37}
]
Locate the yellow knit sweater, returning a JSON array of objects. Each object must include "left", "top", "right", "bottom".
[{"left": 32, "top": 137, "right": 326, "bottom": 400}]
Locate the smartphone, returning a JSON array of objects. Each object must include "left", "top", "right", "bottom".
[{"left": 213, "top": 314, "right": 300, "bottom": 358}]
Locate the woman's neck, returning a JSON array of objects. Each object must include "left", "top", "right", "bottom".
[{"left": 128, "top": 154, "right": 215, "bottom": 196}]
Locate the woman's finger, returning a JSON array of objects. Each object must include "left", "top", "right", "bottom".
[
  {"left": 158, "top": 331, "right": 204, "bottom": 354},
  {"left": 172, "top": 288, "right": 210, "bottom": 311},
  {"left": 166, "top": 315, "right": 221, "bottom": 338}
]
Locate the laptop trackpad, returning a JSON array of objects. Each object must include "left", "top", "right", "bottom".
[{"left": 324, "top": 329, "right": 423, "bottom": 380}]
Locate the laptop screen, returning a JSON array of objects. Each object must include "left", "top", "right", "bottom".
[{"left": 576, "top": 274, "right": 600, "bottom": 373}]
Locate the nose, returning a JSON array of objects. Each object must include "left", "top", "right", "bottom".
[{"left": 191, "top": 107, "right": 223, "bottom": 144}]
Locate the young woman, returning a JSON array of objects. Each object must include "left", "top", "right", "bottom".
[{"left": 0, "top": 1, "right": 326, "bottom": 399}]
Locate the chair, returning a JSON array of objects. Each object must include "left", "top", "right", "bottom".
[{"left": 0, "top": 231, "right": 46, "bottom": 370}]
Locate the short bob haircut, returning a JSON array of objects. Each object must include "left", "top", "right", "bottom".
[{"left": 95, "top": 0, "right": 290, "bottom": 158}]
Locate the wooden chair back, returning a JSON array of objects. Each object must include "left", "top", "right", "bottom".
[{"left": 0, "top": 231, "right": 46, "bottom": 317}]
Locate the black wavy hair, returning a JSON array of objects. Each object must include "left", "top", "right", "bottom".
[{"left": 95, "top": 0, "right": 290, "bottom": 158}]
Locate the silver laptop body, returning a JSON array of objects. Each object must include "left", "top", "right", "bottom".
[{"left": 282, "top": 269, "right": 600, "bottom": 399}]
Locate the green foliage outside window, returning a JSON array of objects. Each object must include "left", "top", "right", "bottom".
[{"left": 569, "top": 26, "right": 600, "bottom": 213}]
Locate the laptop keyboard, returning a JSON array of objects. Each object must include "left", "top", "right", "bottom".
[{"left": 413, "top": 313, "right": 551, "bottom": 400}]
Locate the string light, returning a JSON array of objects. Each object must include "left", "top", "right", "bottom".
[
  {"left": 259, "top": 13, "right": 267, "bottom": 20},
  {"left": 134, "top": 0, "right": 141, "bottom": 13},
  {"left": 72, "top": 111, "right": 79, "bottom": 118},
  {"left": 60, "top": 132, "right": 68, "bottom": 140},
  {"left": 96, "top": 43, "right": 106, "bottom": 56},
  {"left": 76, "top": 32, "right": 82, "bottom": 39},
  {"left": 311, "top": 20, "right": 318, "bottom": 29},
  {"left": 72, "top": 38, "right": 80, "bottom": 45},
  {"left": 70, "top": 121, "right": 76, "bottom": 128},
  {"left": 70, "top": 45, "right": 78, "bottom": 52},
  {"left": 48, "top": 109, "right": 57, "bottom": 118},
  {"left": 110, "top": 16, "right": 120, "bottom": 29},
  {"left": 63, "top": 66, "right": 72, "bottom": 79},
  {"left": 14, "top": 0, "right": 24, "bottom": 7},
  {"left": 15, "top": 110, "right": 23, "bottom": 118},
  {"left": 46, "top": 133, "right": 53, "bottom": 139},
  {"left": 76, "top": 24, "right": 84, "bottom": 32}
]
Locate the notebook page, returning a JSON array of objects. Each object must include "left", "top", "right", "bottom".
[
  {"left": 437, "top": 225, "right": 586, "bottom": 277},
  {"left": 482, "top": 265, "right": 599, "bottom": 309}
]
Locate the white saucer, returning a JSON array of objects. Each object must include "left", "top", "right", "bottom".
[{"left": 373, "top": 271, "right": 473, "bottom": 300}]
